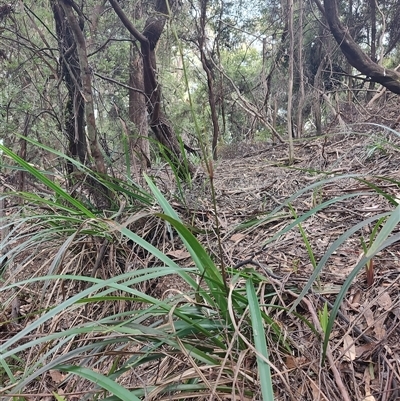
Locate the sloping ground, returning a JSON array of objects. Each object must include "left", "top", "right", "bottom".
[
  {"left": 186, "top": 130, "right": 400, "bottom": 400},
  {"left": 1, "top": 128, "right": 400, "bottom": 400}
]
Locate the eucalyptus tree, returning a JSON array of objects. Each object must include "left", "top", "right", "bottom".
[
  {"left": 51, "top": 0, "right": 87, "bottom": 173},
  {"left": 190, "top": 0, "right": 283, "bottom": 144},
  {"left": 127, "top": 1, "right": 149, "bottom": 171},
  {"left": 287, "top": 0, "right": 294, "bottom": 161},
  {"left": 197, "top": 0, "right": 220, "bottom": 160},
  {"left": 53, "top": 0, "right": 112, "bottom": 207},
  {"left": 109, "top": 0, "right": 194, "bottom": 178},
  {"left": 322, "top": 0, "right": 400, "bottom": 95}
]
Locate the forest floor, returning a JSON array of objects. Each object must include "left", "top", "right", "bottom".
[
  {"left": 170, "top": 128, "right": 400, "bottom": 400},
  {"left": 140, "top": 121, "right": 400, "bottom": 400},
  {"left": 2, "top": 119, "right": 400, "bottom": 400}
]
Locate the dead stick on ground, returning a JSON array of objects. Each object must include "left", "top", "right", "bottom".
[
  {"left": 236, "top": 258, "right": 374, "bottom": 343},
  {"left": 239, "top": 258, "right": 354, "bottom": 401},
  {"left": 262, "top": 271, "right": 352, "bottom": 400},
  {"left": 301, "top": 296, "right": 352, "bottom": 401}
]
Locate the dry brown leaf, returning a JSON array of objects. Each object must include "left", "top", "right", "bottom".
[
  {"left": 378, "top": 292, "right": 392, "bottom": 310},
  {"left": 285, "top": 355, "right": 297, "bottom": 369},
  {"left": 343, "top": 334, "right": 356, "bottom": 361},
  {"left": 49, "top": 370, "right": 66, "bottom": 383},
  {"left": 363, "top": 306, "right": 374, "bottom": 327},
  {"left": 373, "top": 317, "right": 386, "bottom": 340},
  {"left": 230, "top": 233, "right": 245, "bottom": 242},
  {"left": 284, "top": 355, "right": 307, "bottom": 369},
  {"left": 166, "top": 249, "right": 191, "bottom": 260},
  {"left": 355, "top": 343, "right": 375, "bottom": 358},
  {"left": 351, "top": 289, "right": 362, "bottom": 305}
]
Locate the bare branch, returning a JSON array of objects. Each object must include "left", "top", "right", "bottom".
[{"left": 324, "top": 0, "right": 400, "bottom": 94}]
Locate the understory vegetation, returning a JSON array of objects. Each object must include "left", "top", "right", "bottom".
[
  {"left": 1, "top": 130, "right": 400, "bottom": 400},
  {"left": 1, "top": 0, "right": 400, "bottom": 400}
]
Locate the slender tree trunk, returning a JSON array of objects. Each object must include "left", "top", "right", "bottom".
[
  {"left": 129, "top": 41, "right": 150, "bottom": 170},
  {"left": 262, "top": 37, "right": 273, "bottom": 140},
  {"left": 128, "top": 1, "right": 149, "bottom": 171},
  {"left": 59, "top": 0, "right": 110, "bottom": 208},
  {"left": 313, "top": 52, "right": 325, "bottom": 136},
  {"left": 296, "top": 0, "right": 305, "bottom": 138},
  {"left": 60, "top": 0, "right": 106, "bottom": 176},
  {"left": 287, "top": 0, "right": 294, "bottom": 162},
  {"left": 109, "top": 0, "right": 194, "bottom": 178},
  {"left": 370, "top": 0, "right": 376, "bottom": 63},
  {"left": 199, "top": 0, "right": 219, "bottom": 160},
  {"left": 261, "top": 7, "right": 288, "bottom": 144},
  {"left": 51, "top": 0, "right": 86, "bottom": 174},
  {"left": 366, "top": 0, "right": 376, "bottom": 101},
  {"left": 215, "top": 40, "right": 226, "bottom": 138}
]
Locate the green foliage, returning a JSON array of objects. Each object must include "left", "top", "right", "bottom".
[
  {"left": 0, "top": 145, "right": 279, "bottom": 399},
  {"left": 318, "top": 302, "right": 329, "bottom": 334},
  {"left": 361, "top": 216, "right": 387, "bottom": 254},
  {"left": 2, "top": 130, "right": 400, "bottom": 397},
  {"left": 289, "top": 204, "right": 317, "bottom": 270},
  {"left": 58, "top": 366, "right": 141, "bottom": 401},
  {"left": 246, "top": 278, "right": 274, "bottom": 400},
  {"left": 288, "top": 198, "right": 400, "bottom": 362},
  {"left": 364, "top": 135, "right": 389, "bottom": 160},
  {"left": 220, "top": 47, "right": 262, "bottom": 95}
]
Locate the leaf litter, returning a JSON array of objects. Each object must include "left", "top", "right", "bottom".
[
  {"left": 182, "top": 130, "right": 400, "bottom": 400},
  {"left": 1, "top": 129, "right": 400, "bottom": 400}
]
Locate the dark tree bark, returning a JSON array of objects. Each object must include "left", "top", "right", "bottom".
[
  {"left": 51, "top": 0, "right": 86, "bottom": 173},
  {"left": 323, "top": 0, "right": 400, "bottom": 94},
  {"left": 109, "top": 0, "right": 194, "bottom": 178},
  {"left": 60, "top": 0, "right": 107, "bottom": 176},
  {"left": 52, "top": 1, "right": 109, "bottom": 208},
  {"left": 366, "top": 0, "right": 376, "bottom": 101}
]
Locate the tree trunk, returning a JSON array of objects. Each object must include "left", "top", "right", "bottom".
[
  {"left": 366, "top": 0, "right": 376, "bottom": 101},
  {"left": 51, "top": 0, "right": 86, "bottom": 174},
  {"left": 60, "top": 0, "right": 106, "bottom": 176},
  {"left": 127, "top": 1, "right": 149, "bottom": 172},
  {"left": 198, "top": 0, "right": 219, "bottom": 160},
  {"left": 296, "top": 0, "right": 305, "bottom": 138},
  {"left": 109, "top": 0, "right": 194, "bottom": 178},
  {"left": 215, "top": 39, "right": 226, "bottom": 139},
  {"left": 323, "top": 0, "right": 400, "bottom": 94},
  {"left": 59, "top": 0, "right": 110, "bottom": 208},
  {"left": 287, "top": 0, "right": 294, "bottom": 162},
  {"left": 313, "top": 55, "right": 325, "bottom": 136},
  {"left": 129, "top": 40, "right": 150, "bottom": 170}
]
